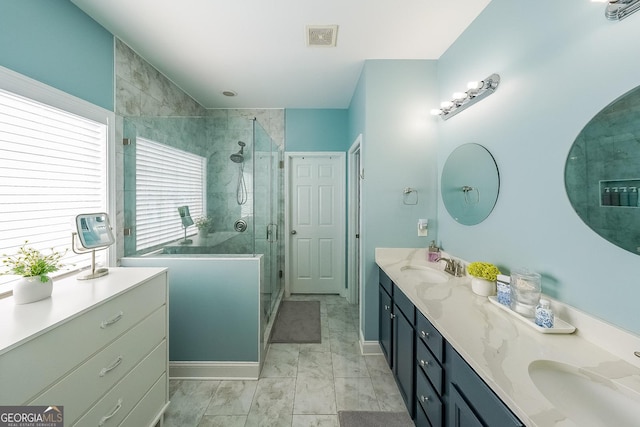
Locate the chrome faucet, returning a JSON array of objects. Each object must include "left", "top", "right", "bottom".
[{"left": 437, "top": 257, "right": 457, "bottom": 276}]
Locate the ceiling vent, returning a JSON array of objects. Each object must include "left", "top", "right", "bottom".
[{"left": 306, "top": 25, "right": 338, "bottom": 47}]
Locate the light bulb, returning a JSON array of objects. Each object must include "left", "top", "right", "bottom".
[
  {"left": 430, "top": 109, "right": 442, "bottom": 116},
  {"left": 467, "top": 81, "right": 482, "bottom": 90},
  {"left": 440, "top": 101, "right": 454, "bottom": 109},
  {"left": 452, "top": 92, "right": 467, "bottom": 101}
]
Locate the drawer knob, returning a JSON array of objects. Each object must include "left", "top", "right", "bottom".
[
  {"left": 390, "top": 313, "right": 396, "bottom": 319},
  {"left": 100, "top": 311, "right": 124, "bottom": 329},
  {"left": 420, "top": 330, "right": 429, "bottom": 338},
  {"left": 99, "top": 398, "right": 123, "bottom": 426},
  {"left": 420, "top": 359, "right": 429, "bottom": 367},
  {"left": 420, "top": 395, "right": 430, "bottom": 403},
  {"left": 99, "top": 355, "right": 123, "bottom": 377},
  {"left": 384, "top": 304, "right": 389, "bottom": 311}
]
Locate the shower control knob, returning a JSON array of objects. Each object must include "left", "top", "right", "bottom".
[{"left": 290, "top": 230, "right": 297, "bottom": 235}]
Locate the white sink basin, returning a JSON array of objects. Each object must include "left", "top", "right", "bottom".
[
  {"left": 399, "top": 265, "right": 449, "bottom": 284},
  {"left": 528, "top": 360, "right": 640, "bottom": 426}
]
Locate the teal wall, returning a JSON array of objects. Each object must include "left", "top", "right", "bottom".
[
  {"left": 285, "top": 109, "right": 349, "bottom": 151},
  {"left": 437, "top": 0, "right": 640, "bottom": 335},
  {"left": 349, "top": 60, "right": 440, "bottom": 341},
  {"left": 0, "top": 1, "right": 114, "bottom": 110}
]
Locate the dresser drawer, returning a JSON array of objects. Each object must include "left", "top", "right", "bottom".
[
  {"left": 30, "top": 307, "right": 166, "bottom": 425},
  {"left": 416, "top": 334, "right": 444, "bottom": 396},
  {"left": 120, "top": 374, "right": 167, "bottom": 427},
  {"left": 416, "top": 311, "right": 444, "bottom": 363},
  {"left": 0, "top": 275, "right": 166, "bottom": 404},
  {"left": 73, "top": 341, "right": 167, "bottom": 427},
  {"left": 416, "top": 366, "right": 443, "bottom": 427}
]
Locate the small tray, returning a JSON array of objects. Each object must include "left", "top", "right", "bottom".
[{"left": 487, "top": 296, "right": 576, "bottom": 334}]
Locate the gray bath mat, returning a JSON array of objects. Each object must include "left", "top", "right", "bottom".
[
  {"left": 269, "top": 300, "right": 321, "bottom": 343},
  {"left": 338, "top": 411, "right": 413, "bottom": 427}
]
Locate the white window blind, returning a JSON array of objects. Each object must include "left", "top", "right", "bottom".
[
  {"left": 135, "top": 137, "right": 206, "bottom": 251},
  {"left": 0, "top": 88, "right": 108, "bottom": 286}
]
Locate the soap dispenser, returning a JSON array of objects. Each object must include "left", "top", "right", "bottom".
[
  {"left": 428, "top": 241, "right": 440, "bottom": 262},
  {"left": 602, "top": 187, "right": 611, "bottom": 206},
  {"left": 535, "top": 299, "right": 554, "bottom": 328},
  {"left": 620, "top": 187, "right": 629, "bottom": 206}
]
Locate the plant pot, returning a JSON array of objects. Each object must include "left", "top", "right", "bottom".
[
  {"left": 198, "top": 229, "right": 209, "bottom": 238},
  {"left": 13, "top": 276, "right": 53, "bottom": 304},
  {"left": 471, "top": 277, "right": 496, "bottom": 297}
]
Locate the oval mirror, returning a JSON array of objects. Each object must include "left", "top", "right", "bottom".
[
  {"left": 441, "top": 143, "right": 500, "bottom": 225},
  {"left": 565, "top": 85, "right": 640, "bottom": 256}
]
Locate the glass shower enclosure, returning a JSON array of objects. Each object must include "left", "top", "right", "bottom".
[{"left": 122, "top": 116, "right": 283, "bottom": 322}]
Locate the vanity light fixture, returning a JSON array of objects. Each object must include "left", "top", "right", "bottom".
[
  {"left": 430, "top": 73, "right": 500, "bottom": 120},
  {"left": 593, "top": 0, "right": 640, "bottom": 20}
]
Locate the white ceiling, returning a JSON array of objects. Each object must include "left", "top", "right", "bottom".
[{"left": 71, "top": 0, "right": 491, "bottom": 109}]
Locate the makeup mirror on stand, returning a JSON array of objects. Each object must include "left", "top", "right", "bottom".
[{"left": 72, "top": 212, "right": 115, "bottom": 280}]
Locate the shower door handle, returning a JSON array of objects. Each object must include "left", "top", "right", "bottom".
[
  {"left": 267, "top": 224, "right": 278, "bottom": 242},
  {"left": 290, "top": 230, "right": 297, "bottom": 235}
]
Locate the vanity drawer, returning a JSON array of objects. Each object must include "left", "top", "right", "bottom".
[
  {"left": 379, "top": 268, "right": 393, "bottom": 296},
  {"left": 416, "top": 366, "right": 443, "bottom": 427},
  {"left": 0, "top": 274, "right": 166, "bottom": 405},
  {"left": 416, "top": 311, "right": 444, "bottom": 363},
  {"left": 416, "top": 333, "right": 444, "bottom": 396},
  {"left": 30, "top": 307, "right": 166, "bottom": 425},
  {"left": 73, "top": 341, "right": 167, "bottom": 427},
  {"left": 393, "top": 285, "right": 415, "bottom": 324}
]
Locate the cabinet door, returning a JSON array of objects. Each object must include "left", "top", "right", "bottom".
[
  {"left": 379, "top": 285, "right": 393, "bottom": 368},
  {"left": 449, "top": 385, "right": 484, "bottom": 427},
  {"left": 393, "top": 306, "right": 415, "bottom": 418}
]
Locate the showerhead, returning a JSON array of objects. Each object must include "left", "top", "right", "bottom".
[{"left": 230, "top": 141, "right": 246, "bottom": 163}]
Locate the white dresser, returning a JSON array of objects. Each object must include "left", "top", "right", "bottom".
[{"left": 0, "top": 267, "right": 169, "bottom": 427}]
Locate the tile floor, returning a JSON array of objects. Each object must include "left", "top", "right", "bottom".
[{"left": 164, "top": 294, "right": 409, "bottom": 427}]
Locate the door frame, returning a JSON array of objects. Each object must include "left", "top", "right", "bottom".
[
  {"left": 284, "top": 151, "right": 346, "bottom": 297},
  {"left": 347, "top": 135, "right": 363, "bottom": 305}
]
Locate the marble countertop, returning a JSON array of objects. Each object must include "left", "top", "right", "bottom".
[{"left": 376, "top": 248, "right": 640, "bottom": 427}]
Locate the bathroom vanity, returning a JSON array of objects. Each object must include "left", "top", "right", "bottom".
[
  {"left": 0, "top": 267, "right": 169, "bottom": 427},
  {"left": 377, "top": 248, "right": 640, "bottom": 427}
]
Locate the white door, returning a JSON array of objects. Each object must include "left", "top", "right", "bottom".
[{"left": 286, "top": 152, "right": 345, "bottom": 294}]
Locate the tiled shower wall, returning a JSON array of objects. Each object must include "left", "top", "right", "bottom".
[
  {"left": 114, "top": 39, "right": 284, "bottom": 261},
  {"left": 566, "top": 85, "right": 640, "bottom": 255}
]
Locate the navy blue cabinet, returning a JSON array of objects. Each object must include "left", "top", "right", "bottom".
[
  {"left": 448, "top": 345, "right": 523, "bottom": 427},
  {"left": 393, "top": 295, "right": 415, "bottom": 417},
  {"left": 378, "top": 268, "right": 524, "bottom": 427},
  {"left": 379, "top": 284, "right": 393, "bottom": 367}
]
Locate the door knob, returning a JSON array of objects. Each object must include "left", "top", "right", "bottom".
[{"left": 290, "top": 230, "right": 297, "bottom": 235}]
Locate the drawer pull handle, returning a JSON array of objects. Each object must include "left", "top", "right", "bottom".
[
  {"left": 420, "top": 330, "right": 429, "bottom": 338},
  {"left": 420, "top": 395, "right": 430, "bottom": 403},
  {"left": 99, "top": 356, "right": 123, "bottom": 377},
  {"left": 100, "top": 311, "right": 124, "bottom": 329},
  {"left": 98, "top": 398, "right": 123, "bottom": 426},
  {"left": 420, "top": 359, "right": 429, "bottom": 367}
]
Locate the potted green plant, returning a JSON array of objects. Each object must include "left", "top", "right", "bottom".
[
  {"left": 467, "top": 261, "right": 501, "bottom": 297},
  {"left": 194, "top": 216, "right": 212, "bottom": 238},
  {"left": 1, "top": 241, "right": 66, "bottom": 304}
]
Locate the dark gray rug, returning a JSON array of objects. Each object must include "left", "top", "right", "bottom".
[
  {"left": 338, "top": 411, "right": 413, "bottom": 427},
  {"left": 269, "top": 300, "right": 321, "bottom": 343}
]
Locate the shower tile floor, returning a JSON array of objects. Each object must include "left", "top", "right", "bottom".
[{"left": 164, "top": 294, "right": 409, "bottom": 427}]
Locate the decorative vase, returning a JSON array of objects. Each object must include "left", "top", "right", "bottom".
[
  {"left": 471, "top": 277, "right": 496, "bottom": 297},
  {"left": 13, "top": 276, "right": 53, "bottom": 304},
  {"left": 198, "top": 228, "right": 208, "bottom": 238}
]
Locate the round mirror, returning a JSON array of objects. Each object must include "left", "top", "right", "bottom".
[
  {"left": 565, "top": 85, "right": 640, "bottom": 256},
  {"left": 441, "top": 143, "right": 500, "bottom": 225}
]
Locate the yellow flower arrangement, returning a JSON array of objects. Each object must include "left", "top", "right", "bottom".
[{"left": 467, "top": 261, "right": 501, "bottom": 282}]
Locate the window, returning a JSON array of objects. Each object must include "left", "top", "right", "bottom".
[
  {"left": 135, "top": 137, "right": 206, "bottom": 251},
  {"left": 0, "top": 68, "right": 113, "bottom": 291}
]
